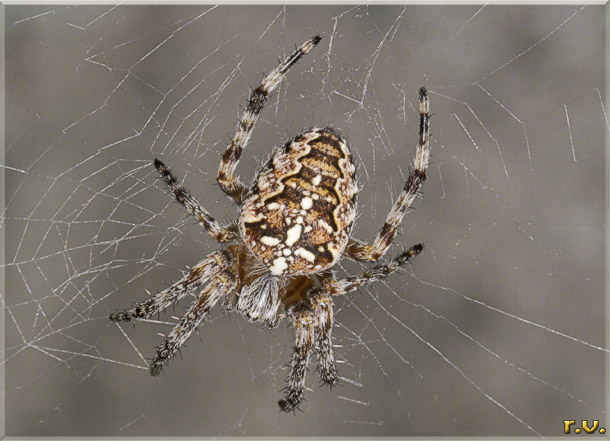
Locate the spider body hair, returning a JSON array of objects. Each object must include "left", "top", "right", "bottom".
[{"left": 110, "top": 35, "right": 431, "bottom": 412}]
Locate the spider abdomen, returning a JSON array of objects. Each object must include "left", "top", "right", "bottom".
[{"left": 239, "top": 128, "right": 357, "bottom": 276}]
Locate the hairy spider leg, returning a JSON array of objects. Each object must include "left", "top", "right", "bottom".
[
  {"left": 154, "top": 158, "right": 237, "bottom": 243},
  {"left": 150, "top": 267, "right": 237, "bottom": 376},
  {"left": 325, "top": 243, "right": 423, "bottom": 296},
  {"left": 308, "top": 288, "right": 337, "bottom": 386},
  {"left": 217, "top": 35, "right": 322, "bottom": 205},
  {"left": 347, "top": 87, "right": 430, "bottom": 261},
  {"left": 109, "top": 250, "right": 230, "bottom": 322},
  {"left": 278, "top": 244, "right": 422, "bottom": 411},
  {"left": 279, "top": 302, "right": 316, "bottom": 412}
]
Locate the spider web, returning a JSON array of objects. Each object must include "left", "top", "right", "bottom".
[{"left": 3, "top": 4, "right": 607, "bottom": 437}]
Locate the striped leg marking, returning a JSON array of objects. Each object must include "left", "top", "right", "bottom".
[
  {"left": 154, "top": 158, "right": 237, "bottom": 243},
  {"left": 347, "top": 87, "right": 430, "bottom": 262},
  {"left": 279, "top": 302, "right": 316, "bottom": 412},
  {"left": 308, "top": 288, "right": 337, "bottom": 386},
  {"left": 150, "top": 268, "right": 237, "bottom": 376},
  {"left": 217, "top": 35, "right": 322, "bottom": 204},
  {"left": 325, "top": 244, "right": 423, "bottom": 296},
  {"left": 109, "top": 251, "right": 231, "bottom": 322}
]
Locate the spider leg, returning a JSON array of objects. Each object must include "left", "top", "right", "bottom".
[
  {"left": 347, "top": 87, "right": 430, "bottom": 262},
  {"left": 154, "top": 158, "right": 237, "bottom": 243},
  {"left": 325, "top": 243, "right": 423, "bottom": 296},
  {"left": 150, "top": 268, "right": 237, "bottom": 376},
  {"left": 279, "top": 302, "right": 316, "bottom": 412},
  {"left": 217, "top": 35, "right": 322, "bottom": 205},
  {"left": 278, "top": 243, "right": 421, "bottom": 411},
  {"left": 308, "top": 288, "right": 337, "bottom": 387},
  {"left": 109, "top": 250, "right": 231, "bottom": 322}
]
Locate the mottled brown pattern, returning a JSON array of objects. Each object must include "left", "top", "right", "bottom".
[{"left": 240, "top": 127, "right": 356, "bottom": 275}]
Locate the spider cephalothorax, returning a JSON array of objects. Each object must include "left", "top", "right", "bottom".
[{"left": 110, "top": 35, "right": 430, "bottom": 412}]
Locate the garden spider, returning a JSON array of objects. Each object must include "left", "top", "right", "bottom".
[{"left": 110, "top": 35, "right": 430, "bottom": 412}]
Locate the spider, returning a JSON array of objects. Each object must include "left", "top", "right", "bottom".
[{"left": 110, "top": 35, "right": 430, "bottom": 412}]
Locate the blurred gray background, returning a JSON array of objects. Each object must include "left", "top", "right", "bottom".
[{"left": 3, "top": 4, "right": 607, "bottom": 437}]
